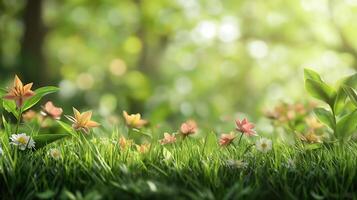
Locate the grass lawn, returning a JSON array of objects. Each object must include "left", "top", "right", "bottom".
[{"left": 1, "top": 133, "right": 356, "bottom": 200}]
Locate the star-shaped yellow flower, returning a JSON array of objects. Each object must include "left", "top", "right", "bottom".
[
  {"left": 66, "top": 108, "right": 100, "bottom": 134},
  {"left": 4, "top": 75, "right": 35, "bottom": 108},
  {"left": 123, "top": 111, "right": 147, "bottom": 128}
]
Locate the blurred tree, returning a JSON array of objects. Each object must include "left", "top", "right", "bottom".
[{"left": 17, "top": 0, "right": 48, "bottom": 86}]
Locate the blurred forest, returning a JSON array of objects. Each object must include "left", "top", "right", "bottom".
[{"left": 1, "top": 0, "right": 357, "bottom": 127}]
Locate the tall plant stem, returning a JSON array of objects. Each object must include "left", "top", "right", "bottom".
[
  {"left": 14, "top": 107, "right": 23, "bottom": 134},
  {"left": 237, "top": 132, "right": 244, "bottom": 145}
]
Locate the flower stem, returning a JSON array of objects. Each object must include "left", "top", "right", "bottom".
[
  {"left": 237, "top": 132, "right": 244, "bottom": 145},
  {"left": 14, "top": 107, "right": 23, "bottom": 134}
]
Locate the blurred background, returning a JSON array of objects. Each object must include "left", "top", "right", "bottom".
[{"left": 1, "top": 0, "right": 357, "bottom": 129}]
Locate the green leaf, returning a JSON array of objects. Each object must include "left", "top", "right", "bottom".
[
  {"left": 305, "top": 79, "right": 336, "bottom": 106},
  {"left": 2, "top": 115, "right": 12, "bottom": 136},
  {"left": 343, "top": 73, "right": 357, "bottom": 88},
  {"left": 333, "top": 87, "right": 347, "bottom": 115},
  {"left": 33, "top": 133, "right": 69, "bottom": 149},
  {"left": 3, "top": 100, "right": 19, "bottom": 119},
  {"left": 36, "top": 190, "right": 56, "bottom": 199},
  {"left": 343, "top": 86, "right": 357, "bottom": 108},
  {"left": 304, "top": 143, "right": 322, "bottom": 150},
  {"left": 304, "top": 68, "right": 323, "bottom": 82},
  {"left": 313, "top": 108, "right": 335, "bottom": 130},
  {"left": 22, "top": 86, "right": 60, "bottom": 112},
  {"left": 336, "top": 110, "right": 357, "bottom": 139},
  {"left": 0, "top": 88, "right": 5, "bottom": 97},
  {"left": 57, "top": 121, "right": 76, "bottom": 136}
]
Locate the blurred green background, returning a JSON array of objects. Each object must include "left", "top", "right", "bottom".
[{"left": 1, "top": 0, "right": 357, "bottom": 128}]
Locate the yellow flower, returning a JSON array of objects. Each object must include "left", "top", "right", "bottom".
[
  {"left": 119, "top": 136, "right": 133, "bottom": 150},
  {"left": 305, "top": 117, "right": 324, "bottom": 130},
  {"left": 123, "top": 111, "right": 147, "bottom": 128},
  {"left": 66, "top": 108, "right": 100, "bottom": 134},
  {"left": 300, "top": 131, "right": 322, "bottom": 143},
  {"left": 22, "top": 110, "right": 38, "bottom": 122},
  {"left": 136, "top": 143, "right": 150, "bottom": 154},
  {"left": 4, "top": 75, "right": 35, "bottom": 108}
]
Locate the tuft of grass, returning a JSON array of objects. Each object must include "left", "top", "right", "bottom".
[{"left": 1, "top": 130, "right": 357, "bottom": 200}]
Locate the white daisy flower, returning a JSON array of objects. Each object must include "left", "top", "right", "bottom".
[
  {"left": 255, "top": 138, "right": 272, "bottom": 153},
  {"left": 49, "top": 148, "right": 62, "bottom": 160},
  {"left": 10, "top": 133, "right": 35, "bottom": 150},
  {"left": 226, "top": 159, "right": 248, "bottom": 169}
]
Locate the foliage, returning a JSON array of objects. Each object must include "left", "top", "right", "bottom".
[{"left": 304, "top": 68, "right": 357, "bottom": 141}]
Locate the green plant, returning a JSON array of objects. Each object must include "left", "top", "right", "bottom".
[
  {"left": 1, "top": 75, "right": 68, "bottom": 149},
  {"left": 304, "top": 68, "right": 357, "bottom": 141}
]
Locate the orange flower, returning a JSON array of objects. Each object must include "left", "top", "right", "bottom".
[
  {"left": 119, "top": 136, "right": 133, "bottom": 150},
  {"left": 180, "top": 120, "right": 197, "bottom": 136},
  {"left": 123, "top": 111, "right": 147, "bottom": 128},
  {"left": 4, "top": 75, "right": 35, "bottom": 108},
  {"left": 305, "top": 117, "right": 324, "bottom": 130},
  {"left": 66, "top": 108, "right": 100, "bottom": 134},
  {"left": 41, "top": 101, "right": 63, "bottom": 120},
  {"left": 136, "top": 143, "right": 150, "bottom": 154},
  {"left": 300, "top": 131, "right": 322, "bottom": 143},
  {"left": 219, "top": 132, "right": 237, "bottom": 146},
  {"left": 159, "top": 133, "right": 177, "bottom": 145},
  {"left": 22, "top": 110, "right": 38, "bottom": 122}
]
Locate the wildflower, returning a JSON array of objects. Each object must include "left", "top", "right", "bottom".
[
  {"left": 123, "top": 111, "right": 147, "bottom": 128},
  {"left": 136, "top": 143, "right": 150, "bottom": 154},
  {"left": 49, "top": 148, "right": 62, "bottom": 160},
  {"left": 300, "top": 131, "right": 322, "bottom": 143},
  {"left": 219, "top": 132, "right": 237, "bottom": 146},
  {"left": 41, "top": 101, "right": 63, "bottom": 120},
  {"left": 4, "top": 75, "right": 35, "bottom": 108},
  {"left": 180, "top": 120, "right": 198, "bottom": 136},
  {"left": 159, "top": 132, "right": 177, "bottom": 145},
  {"left": 66, "top": 108, "right": 100, "bottom": 134},
  {"left": 305, "top": 117, "right": 324, "bottom": 130},
  {"left": 255, "top": 138, "right": 272, "bottom": 153},
  {"left": 22, "top": 110, "right": 38, "bottom": 122},
  {"left": 10, "top": 133, "right": 35, "bottom": 150},
  {"left": 235, "top": 118, "right": 257, "bottom": 136},
  {"left": 293, "top": 103, "right": 306, "bottom": 115},
  {"left": 226, "top": 159, "right": 248, "bottom": 169},
  {"left": 119, "top": 136, "right": 133, "bottom": 150}
]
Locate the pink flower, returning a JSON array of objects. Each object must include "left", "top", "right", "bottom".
[
  {"left": 180, "top": 120, "right": 198, "bottom": 136},
  {"left": 41, "top": 101, "right": 63, "bottom": 120},
  {"left": 159, "top": 133, "right": 177, "bottom": 145},
  {"left": 219, "top": 132, "right": 236, "bottom": 146},
  {"left": 235, "top": 118, "right": 257, "bottom": 136}
]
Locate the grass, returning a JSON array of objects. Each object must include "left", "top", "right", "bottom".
[{"left": 1, "top": 130, "right": 357, "bottom": 200}]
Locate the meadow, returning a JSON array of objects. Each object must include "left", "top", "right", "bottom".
[
  {"left": 0, "top": 69, "right": 357, "bottom": 199},
  {"left": 2, "top": 1, "right": 357, "bottom": 199}
]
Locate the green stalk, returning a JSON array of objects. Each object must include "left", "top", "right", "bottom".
[
  {"left": 237, "top": 132, "right": 244, "bottom": 146},
  {"left": 14, "top": 107, "right": 23, "bottom": 135}
]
